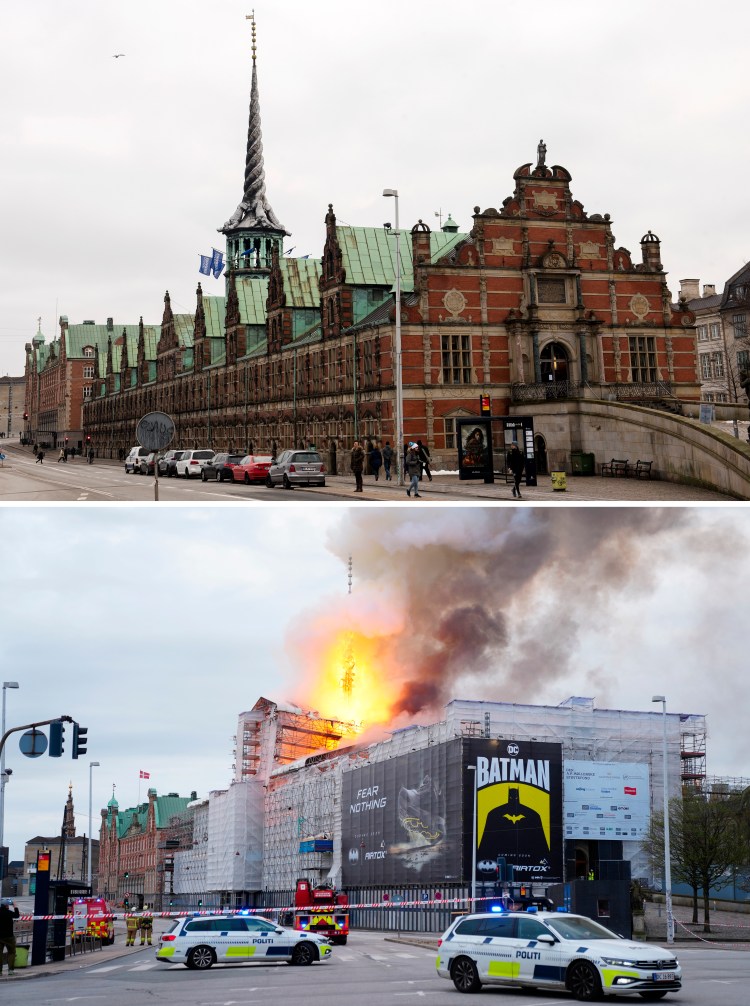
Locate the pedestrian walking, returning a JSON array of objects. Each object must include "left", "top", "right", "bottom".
[
  {"left": 405, "top": 442, "right": 422, "bottom": 497},
  {"left": 382, "top": 441, "right": 393, "bottom": 480},
  {"left": 88, "top": 447, "right": 94, "bottom": 464},
  {"left": 35, "top": 449, "right": 45, "bottom": 463},
  {"left": 0, "top": 898, "right": 20, "bottom": 976},
  {"left": 33, "top": 442, "right": 38, "bottom": 455},
  {"left": 58, "top": 448, "right": 66, "bottom": 463},
  {"left": 369, "top": 442, "right": 383, "bottom": 480},
  {"left": 350, "top": 440, "right": 365, "bottom": 492},
  {"left": 507, "top": 443, "right": 525, "bottom": 498},
  {"left": 416, "top": 439, "right": 433, "bottom": 481},
  {"left": 125, "top": 913, "right": 139, "bottom": 947}
]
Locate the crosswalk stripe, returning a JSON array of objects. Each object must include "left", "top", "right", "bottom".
[
  {"left": 128, "top": 963, "right": 159, "bottom": 970},
  {"left": 87, "top": 965, "right": 124, "bottom": 973}
]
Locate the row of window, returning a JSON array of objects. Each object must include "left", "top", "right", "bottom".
[
  {"left": 700, "top": 352, "right": 725, "bottom": 380},
  {"left": 696, "top": 316, "right": 749, "bottom": 340}
]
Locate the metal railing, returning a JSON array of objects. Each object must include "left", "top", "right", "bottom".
[{"left": 511, "top": 380, "right": 584, "bottom": 402}]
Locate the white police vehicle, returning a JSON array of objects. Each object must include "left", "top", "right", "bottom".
[
  {"left": 156, "top": 913, "right": 333, "bottom": 970},
  {"left": 436, "top": 910, "right": 681, "bottom": 1001}
]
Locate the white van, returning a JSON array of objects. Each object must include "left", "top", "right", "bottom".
[{"left": 124, "top": 446, "right": 150, "bottom": 474}]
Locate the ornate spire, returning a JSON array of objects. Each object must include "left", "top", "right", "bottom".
[{"left": 222, "top": 12, "right": 286, "bottom": 234}]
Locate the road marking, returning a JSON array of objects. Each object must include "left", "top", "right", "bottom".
[
  {"left": 127, "top": 962, "right": 159, "bottom": 970},
  {"left": 86, "top": 965, "right": 124, "bottom": 973}
]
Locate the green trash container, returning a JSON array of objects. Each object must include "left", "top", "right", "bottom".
[
  {"left": 14, "top": 945, "right": 29, "bottom": 968},
  {"left": 571, "top": 451, "right": 595, "bottom": 475},
  {"left": 551, "top": 471, "right": 567, "bottom": 491}
]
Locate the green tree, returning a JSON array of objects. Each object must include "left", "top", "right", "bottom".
[{"left": 642, "top": 792, "right": 744, "bottom": 932}]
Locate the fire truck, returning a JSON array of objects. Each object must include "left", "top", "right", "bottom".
[
  {"left": 70, "top": 896, "right": 115, "bottom": 945},
  {"left": 291, "top": 878, "right": 349, "bottom": 945}
]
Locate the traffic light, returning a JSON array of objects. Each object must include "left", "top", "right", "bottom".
[
  {"left": 49, "top": 720, "right": 65, "bottom": 757},
  {"left": 64, "top": 436, "right": 69, "bottom": 444},
  {"left": 124, "top": 871, "right": 129, "bottom": 879},
  {"left": 198, "top": 899, "right": 203, "bottom": 907},
  {"left": 86, "top": 435, "right": 91, "bottom": 443},
  {"left": 23, "top": 412, "right": 28, "bottom": 420},
  {"left": 124, "top": 897, "right": 129, "bottom": 908},
  {"left": 72, "top": 722, "right": 88, "bottom": 759}
]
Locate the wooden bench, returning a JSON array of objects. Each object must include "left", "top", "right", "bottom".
[
  {"left": 629, "top": 459, "right": 653, "bottom": 479},
  {"left": 601, "top": 458, "right": 629, "bottom": 477}
]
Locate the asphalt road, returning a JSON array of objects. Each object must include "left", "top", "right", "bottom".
[
  {"left": 0, "top": 446, "right": 349, "bottom": 502},
  {"left": 5, "top": 930, "right": 749, "bottom": 1005}
]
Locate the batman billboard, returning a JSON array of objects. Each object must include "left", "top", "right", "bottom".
[
  {"left": 465, "top": 738, "right": 563, "bottom": 884},
  {"left": 341, "top": 739, "right": 463, "bottom": 885}
]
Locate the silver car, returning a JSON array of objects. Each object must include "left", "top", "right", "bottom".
[{"left": 265, "top": 450, "right": 326, "bottom": 489}]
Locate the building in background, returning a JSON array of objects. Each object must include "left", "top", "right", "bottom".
[
  {"left": 0, "top": 375, "right": 25, "bottom": 439},
  {"left": 22, "top": 785, "right": 99, "bottom": 895},
  {"left": 77, "top": 22, "right": 702, "bottom": 477}
]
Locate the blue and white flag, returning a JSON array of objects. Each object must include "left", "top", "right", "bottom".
[
  {"left": 284, "top": 247, "right": 296, "bottom": 256},
  {"left": 211, "top": 248, "right": 225, "bottom": 278},
  {"left": 199, "top": 254, "right": 212, "bottom": 276},
  {"left": 301, "top": 254, "right": 311, "bottom": 259}
]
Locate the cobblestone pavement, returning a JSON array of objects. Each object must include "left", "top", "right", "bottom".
[{"left": 322, "top": 471, "right": 736, "bottom": 502}]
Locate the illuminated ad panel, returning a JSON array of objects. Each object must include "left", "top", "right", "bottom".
[{"left": 563, "top": 761, "right": 650, "bottom": 839}]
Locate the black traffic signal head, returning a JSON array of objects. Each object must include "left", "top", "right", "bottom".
[
  {"left": 124, "top": 897, "right": 129, "bottom": 907},
  {"left": 124, "top": 871, "right": 129, "bottom": 879},
  {"left": 86, "top": 435, "right": 91, "bottom": 443},
  {"left": 48, "top": 720, "right": 65, "bottom": 757},
  {"left": 72, "top": 722, "right": 88, "bottom": 759}
]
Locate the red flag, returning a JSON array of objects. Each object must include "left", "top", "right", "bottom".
[{"left": 140, "top": 770, "right": 150, "bottom": 779}]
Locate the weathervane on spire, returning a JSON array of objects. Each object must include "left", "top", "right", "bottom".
[{"left": 246, "top": 10, "right": 256, "bottom": 62}]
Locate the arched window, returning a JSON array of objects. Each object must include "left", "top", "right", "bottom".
[{"left": 540, "top": 341, "right": 569, "bottom": 382}]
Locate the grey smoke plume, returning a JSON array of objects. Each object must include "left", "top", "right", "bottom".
[{"left": 320, "top": 507, "right": 700, "bottom": 719}]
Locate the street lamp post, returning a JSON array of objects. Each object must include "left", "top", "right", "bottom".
[
  {"left": 467, "top": 763, "right": 477, "bottom": 911},
  {"left": 0, "top": 681, "right": 20, "bottom": 887},
  {"left": 88, "top": 761, "right": 100, "bottom": 889},
  {"left": 652, "top": 695, "right": 675, "bottom": 945},
  {"left": 383, "top": 188, "right": 404, "bottom": 486}
]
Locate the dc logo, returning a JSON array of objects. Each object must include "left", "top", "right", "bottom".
[
  {"left": 507, "top": 743, "right": 519, "bottom": 755},
  {"left": 348, "top": 848, "right": 359, "bottom": 864}
]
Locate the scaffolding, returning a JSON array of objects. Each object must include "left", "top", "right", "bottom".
[{"left": 261, "top": 696, "right": 707, "bottom": 894}]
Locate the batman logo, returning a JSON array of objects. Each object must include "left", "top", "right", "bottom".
[{"left": 503, "top": 813, "right": 525, "bottom": 824}]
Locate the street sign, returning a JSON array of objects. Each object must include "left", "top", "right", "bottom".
[
  {"left": 136, "top": 412, "right": 175, "bottom": 451},
  {"left": 20, "top": 728, "right": 48, "bottom": 757}
]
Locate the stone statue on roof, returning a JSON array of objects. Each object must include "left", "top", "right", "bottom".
[{"left": 537, "top": 139, "right": 547, "bottom": 168}]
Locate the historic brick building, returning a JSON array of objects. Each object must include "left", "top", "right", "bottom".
[
  {"left": 98, "top": 788, "right": 197, "bottom": 907},
  {"left": 72, "top": 26, "right": 699, "bottom": 471}
]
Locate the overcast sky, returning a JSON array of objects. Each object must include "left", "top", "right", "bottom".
[
  {"left": 0, "top": 505, "right": 747, "bottom": 863},
  {"left": 1, "top": 0, "right": 749, "bottom": 377}
]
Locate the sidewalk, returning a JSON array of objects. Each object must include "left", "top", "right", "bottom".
[
  {"left": 320, "top": 471, "right": 734, "bottom": 503},
  {"left": 3, "top": 920, "right": 167, "bottom": 982}
]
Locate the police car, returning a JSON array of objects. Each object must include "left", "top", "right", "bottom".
[
  {"left": 156, "top": 913, "right": 333, "bottom": 970},
  {"left": 436, "top": 910, "right": 681, "bottom": 1001}
]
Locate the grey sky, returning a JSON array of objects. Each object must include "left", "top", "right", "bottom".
[
  {"left": 1, "top": 0, "right": 748, "bottom": 376},
  {"left": 1, "top": 505, "right": 747, "bottom": 863}
]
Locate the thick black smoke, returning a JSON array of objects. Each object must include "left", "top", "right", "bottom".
[{"left": 323, "top": 507, "right": 702, "bottom": 719}]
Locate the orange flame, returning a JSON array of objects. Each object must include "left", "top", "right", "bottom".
[{"left": 302, "top": 628, "right": 401, "bottom": 731}]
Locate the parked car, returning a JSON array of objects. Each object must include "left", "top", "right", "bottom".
[
  {"left": 265, "top": 450, "right": 326, "bottom": 489},
  {"left": 232, "top": 454, "right": 274, "bottom": 485},
  {"left": 138, "top": 452, "right": 157, "bottom": 476},
  {"left": 201, "top": 452, "right": 246, "bottom": 482},
  {"left": 174, "top": 449, "right": 215, "bottom": 478},
  {"left": 159, "top": 449, "right": 185, "bottom": 477},
  {"left": 156, "top": 913, "right": 333, "bottom": 970},
  {"left": 436, "top": 910, "right": 681, "bottom": 999},
  {"left": 124, "top": 446, "right": 150, "bottom": 474}
]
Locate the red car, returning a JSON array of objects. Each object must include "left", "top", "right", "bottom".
[{"left": 232, "top": 454, "right": 274, "bottom": 485}]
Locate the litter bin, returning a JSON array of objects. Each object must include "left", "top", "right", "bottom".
[
  {"left": 15, "top": 945, "right": 30, "bottom": 968},
  {"left": 570, "top": 451, "right": 595, "bottom": 475},
  {"left": 551, "top": 471, "right": 567, "bottom": 491}
]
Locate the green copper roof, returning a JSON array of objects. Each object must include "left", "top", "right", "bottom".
[
  {"left": 236, "top": 276, "right": 269, "bottom": 325},
  {"left": 336, "top": 226, "right": 466, "bottom": 291},
  {"left": 112, "top": 793, "right": 194, "bottom": 840},
  {"left": 174, "top": 313, "right": 195, "bottom": 350},
  {"left": 203, "top": 297, "right": 224, "bottom": 339},
  {"left": 281, "top": 257, "right": 321, "bottom": 308}
]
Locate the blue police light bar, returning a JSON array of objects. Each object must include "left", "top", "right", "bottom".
[
  {"left": 555, "top": 906, "right": 569, "bottom": 912},
  {"left": 489, "top": 903, "right": 506, "bottom": 913},
  {"left": 525, "top": 906, "right": 538, "bottom": 912}
]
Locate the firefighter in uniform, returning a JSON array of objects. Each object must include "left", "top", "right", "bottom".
[
  {"left": 125, "top": 913, "right": 139, "bottom": 946},
  {"left": 139, "top": 910, "right": 153, "bottom": 946}
]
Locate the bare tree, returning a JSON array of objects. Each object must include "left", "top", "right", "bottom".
[{"left": 642, "top": 792, "right": 744, "bottom": 932}]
